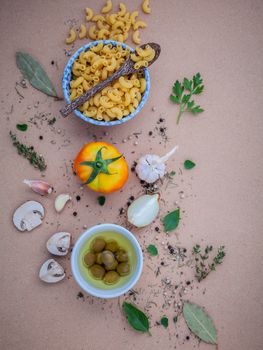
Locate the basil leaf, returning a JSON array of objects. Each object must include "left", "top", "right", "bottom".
[
  {"left": 147, "top": 244, "right": 158, "bottom": 256},
  {"left": 183, "top": 302, "right": 217, "bottom": 344},
  {"left": 16, "top": 123, "right": 28, "bottom": 132},
  {"left": 163, "top": 208, "right": 180, "bottom": 232},
  {"left": 184, "top": 160, "right": 196, "bottom": 169},
  {"left": 16, "top": 52, "right": 57, "bottom": 97},
  {"left": 122, "top": 302, "right": 150, "bottom": 333},
  {"left": 160, "top": 317, "right": 168, "bottom": 328},
  {"left": 97, "top": 196, "right": 106, "bottom": 206}
]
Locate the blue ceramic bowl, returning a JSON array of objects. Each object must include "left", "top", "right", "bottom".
[{"left": 62, "top": 40, "right": 150, "bottom": 126}]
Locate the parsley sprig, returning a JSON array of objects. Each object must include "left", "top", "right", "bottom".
[
  {"left": 192, "top": 244, "right": 225, "bottom": 282},
  {"left": 170, "top": 73, "right": 204, "bottom": 124}
]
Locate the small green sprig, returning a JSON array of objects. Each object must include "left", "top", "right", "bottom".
[
  {"left": 170, "top": 73, "right": 204, "bottom": 124},
  {"left": 192, "top": 244, "right": 225, "bottom": 282},
  {"left": 10, "top": 131, "right": 47, "bottom": 171}
]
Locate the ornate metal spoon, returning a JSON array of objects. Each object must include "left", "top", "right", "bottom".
[{"left": 60, "top": 42, "right": 161, "bottom": 117}]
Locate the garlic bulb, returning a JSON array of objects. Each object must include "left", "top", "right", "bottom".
[
  {"left": 39, "top": 259, "right": 65, "bottom": 283},
  {"left": 23, "top": 179, "right": 53, "bottom": 196},
  {"left": 136, "top": 146, "right": 178, "bottom": 183},
  {"left": 46, "top": 232, "right": 71, "bottom": 256},
  {"left": 127, "top": 194, "right": 160, "bottom": 227},
  {"left": 55, "top": 194, "right": 71, "bottom": 213}
]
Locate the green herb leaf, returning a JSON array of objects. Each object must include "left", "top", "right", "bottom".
[
  {"left": 184, "top": 160, "right": 196, "bottom": 169},
  {"left": 16, "top": 123, "right": 28, "bottom": 132},
  {"left": 170, "top": 73, "right": 204, "bottom": 124},
  {"left": 16, "top": 52, "right": 57, "bottom": 97},
  {"left": 163, "top": 208, "right": 180, "bottom": 232},
  {"left": 97, "top": 196, "right": 106, "bottom": 206},
  {"left": 183, "top": 302, "right": 217, "bottom": 344},
  {"left": 160, "top": 317, "right": 169, "bottom": 328},
  {"left": 147, "top": 244, "right": 158, "bottom": 256},
  {"left": 173, "top": 316, "right": 178, "bottom": 324},
  {"left": 122, "top": 302, "right": 150, "bottom": 334}
]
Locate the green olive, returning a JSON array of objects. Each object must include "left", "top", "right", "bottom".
[
  {"left": 105, "top": 240, "right": 119, "bottom": 252},
  {"left": 103, "top": 271, "right": 120, "bottom": 285},
  {"left": 105, "top": 259, "right": 118, "bottom": 271},
  {"left": 101, "top": 250, "right": 115, "bottom": 266},
  {"left": 84, "top": 252, "right": 96, "bottom": 267},
  {"left": 91, "top": 238, "right": 106, "bottom": 253},
  {"left": 115, "top": 249, "right": 129, "bottom": 262},
  {"left": 96, "top": 253, "right": 103, "bottom": 265},
  {"left": 117, "top": 262, "right": 130, "bottom": 276},
  {"left": 90, "top": 264, "right": 105, "bottom": 279}
]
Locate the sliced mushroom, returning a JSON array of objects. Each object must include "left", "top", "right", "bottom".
[
  {"left": 46, "top": 232, "right": 71, "bottom": 256},
  {"left": 13, "top": 200, "right": 45, "bottom": 232},
  {"left": 55, "top": 194, "right": 71, "bottom": 213},
  {"left": 39, "top": 259, "right": 65, "bottom": 283}
]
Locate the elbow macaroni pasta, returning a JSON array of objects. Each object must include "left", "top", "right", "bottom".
[
  {"left": 66, "top": 1, "right": 152, "bottom": 45},
  {"left": 142, "top": 0, "right": 151, "bottom": 14},
  {"left": 69, "top": 43, "right": 147, "bottom": 122},
  {"left": 131, "top": 44, "right": 155, "bottom": 69}
]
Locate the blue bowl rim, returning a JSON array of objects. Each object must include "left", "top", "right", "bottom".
[{"left": 62, "top": 40, "right": 150, "bottom": 126}]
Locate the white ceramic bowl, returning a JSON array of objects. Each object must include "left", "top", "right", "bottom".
[{"left": 71, "top": 224, "right": 143, "bottom": 298}]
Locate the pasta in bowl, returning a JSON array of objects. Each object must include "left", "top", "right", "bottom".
[{"left": 62, "top": 40, "right": 150, "bottom": 126}]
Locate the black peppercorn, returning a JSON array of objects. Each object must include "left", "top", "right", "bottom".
[
  {"left": 76, "top": 195, "right": 81, "bottom": 201},
  {"left": 39, "top": 135, "right": 43, "bottom": 140},
  {"left": 148, "top": 131, "right": 153, "bottom": 136},
  {"left": 73, "top": 211, "right": 77, "bottom": 216}
]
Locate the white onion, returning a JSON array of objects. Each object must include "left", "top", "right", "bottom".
[{"left": 127, "top": 194, "right": 160, "bottom": 228}]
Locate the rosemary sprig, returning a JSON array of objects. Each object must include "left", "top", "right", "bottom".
[
  {"left": 192, "top": 244, "right": 225, "bottom": 282},
  {"left": 9, "top": 131, "right": 47, "bottom": 171}
]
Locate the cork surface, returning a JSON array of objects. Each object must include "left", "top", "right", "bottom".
[{"left": 0, "top": 1, "right": 263, "bottom": 349}]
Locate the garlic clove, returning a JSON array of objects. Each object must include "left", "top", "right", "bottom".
[
  {"left": 39, "top": 259, "right": 65, "bottom": 283},
  {"left": 23, "top": 179, "right": 53, "bottom": 196},
  {"left": 127, "top": 194, "right": 160, "bottom": 228},
  {"left": 13, "top": 200, "right": 45, "bottom": 232},
  {"left": 55, "top": 194, "right": 71, "bottom": 213},
  {"left": 46, "top": 232, "right": 71, "bottom": 256}
]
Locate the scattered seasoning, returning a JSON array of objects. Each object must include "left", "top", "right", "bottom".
[
  {"left": 39, "top": 135, "right": 43, "bottom": 140},
  {"left": 9, "top": 131, "right": 47, "bottom": 171},
  {"left": 131, "top": 167, "right": 135, "bottom": 172},
  {"left": 51, "top": 60, "right": 55, "bottom": 65},
  {"left": 192, "top": 245, "right": 226, "bottom": 282},
  {"left": 73, "top": 211, "right": 77, "bottom": 216},
  {"left": 48, "top": 117, "right": 56, "bottom": 125},
  {"left": 76, "top": 195, "right": 81, "bottom": 201},
  {"left": 97, "top": 195, "right": 106, "bottom": 206},
  {"left": 155, "top": 226, "right": 160, "bottom": 232},
  {"left": 77, "top": 292, "right": 84, "bottom": 300},
  {"left": 148, "top": 131, "right": 153, "bottom": 136},
  {"left": 129, "top": 196, "right": 135, "bottom": 201},
  {"left": 173, "top": 316, "right": 178, "bottom": 324},
  {"left": 119, "top": 207, "right": 125, "bottom": 215},
  {"left": 186, "top": 336, "right": 190, "bottom": 340}
]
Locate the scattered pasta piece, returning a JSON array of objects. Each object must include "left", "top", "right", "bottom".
[
  {"left": 132, "top": 30, "right": 141, "bottom": 44},
  {"left": 85, "top": 7, "right": 94, "bottom": 21},
  {"left": 142, "top": 0, "right": 151, "bottom": 14},
  {"left": 101, "top": 0, "right": 113, "bottom": 14},
  {"left": 79, "top": 24, "right": 87, "bottom": 39},
  {"left": 66, "top": 29, "right": 77, "bottom": 44},
  {"left": 69, "top": 43, "right": 147, "bottom": 122}
]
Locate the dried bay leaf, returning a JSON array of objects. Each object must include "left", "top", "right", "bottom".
[
  {"left": 122, "top": 302, "right": 150, "bottom": 334},
  {"left": 183, "top": 302, "right": 217, "bottom": 344},
  {"left": 16, "top": 52, "right": 57, "bottom": 97}
]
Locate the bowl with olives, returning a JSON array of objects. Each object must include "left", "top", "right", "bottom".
[{"left": 71, "top": 224, "right": 143, "bottom": 298}]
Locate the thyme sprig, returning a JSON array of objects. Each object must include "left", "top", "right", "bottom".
[
  {"left": 192, "top": 244, "right": 225, "bottom": 282},
  {"left": 10, "top": 131, "right": 47, "bottom": 171}
]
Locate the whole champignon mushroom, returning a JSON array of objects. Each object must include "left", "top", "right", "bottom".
[
  {"left": 46, "top": 232, "right": 71, "bottom": 256},
  {"left": 39, "top": 259, "right": 65, "bottom": 283},
  {"left": 13, "top": 200, "right": 45, "bottom": 232}
]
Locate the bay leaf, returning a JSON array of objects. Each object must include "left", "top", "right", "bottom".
[
  {"left": 184, "top": 160, "right": 196, "bottom": 169},
  {"left": 183, "top": 302, "right": 217, "bottom": 344},
  {"left": 147, "top": 244, "right": 158, "bottom": 256},
  {"left": 16, "top": 52, "right": 57, "bottom": 97},
  {"left": 122, "top": 302, "right": 150, "bottom": 334}
]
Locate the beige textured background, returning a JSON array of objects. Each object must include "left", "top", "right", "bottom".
[{"left": 0, "top": 0, "right": 263, "bottom": 349}]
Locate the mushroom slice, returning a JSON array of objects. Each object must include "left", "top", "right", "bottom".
[
  {"left": 13, "top": 200, "right": 45, "bottom": 232},
  {"left": 46, "top": 232, "right": 71, "bottom": 256},
  {"left": 39, "top": 259, "right": 65, "bottom": 283}
]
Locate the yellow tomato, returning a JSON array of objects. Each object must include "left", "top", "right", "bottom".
[{"left": 74, "top": 142, "right": 129, "bottom": 193}]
